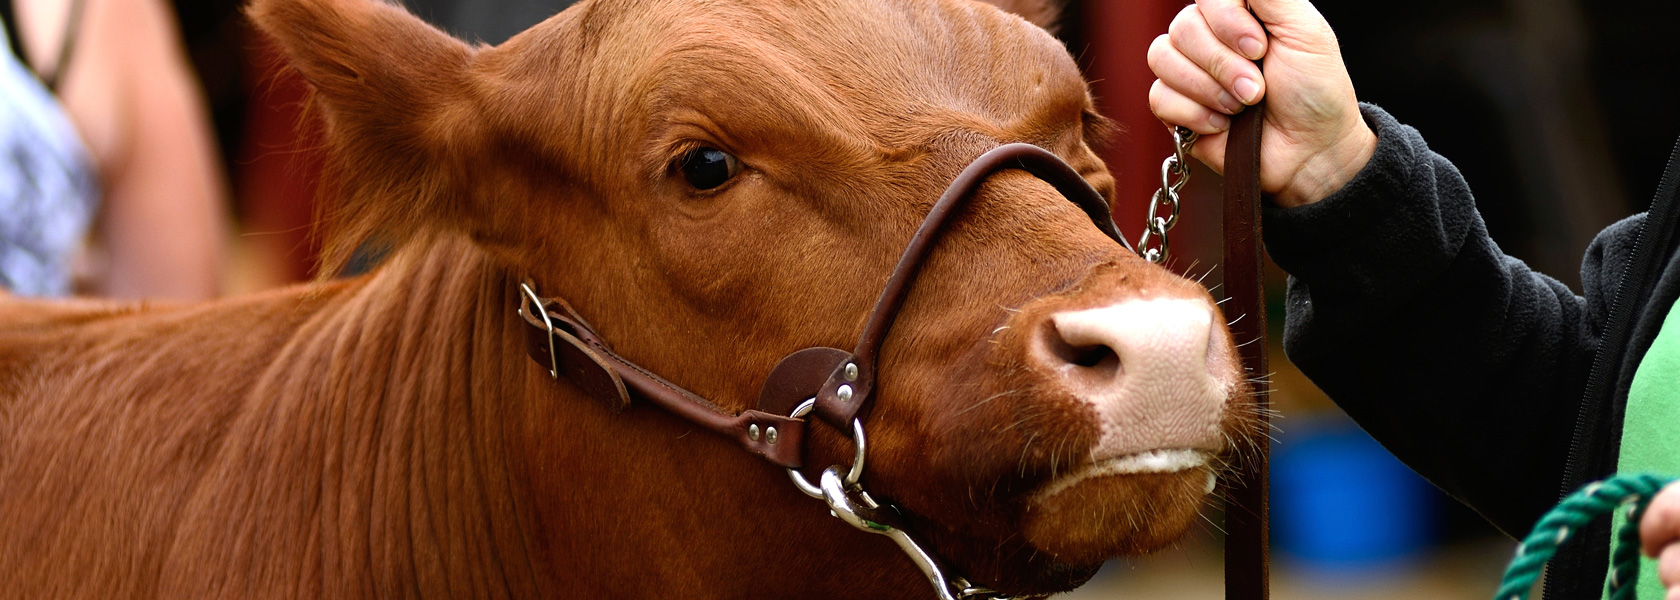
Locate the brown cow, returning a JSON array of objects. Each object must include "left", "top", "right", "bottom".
[{"left": 0, "top": 0, "right": 1260, "bottom": 597}]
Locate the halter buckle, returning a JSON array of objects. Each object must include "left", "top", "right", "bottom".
[{"left": 519, "top": 282, "right": 560, "bottom": 379}]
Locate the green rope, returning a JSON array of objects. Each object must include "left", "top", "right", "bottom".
[{"left": 1494, "top": 473, "right": 1676, "bottom": 600}]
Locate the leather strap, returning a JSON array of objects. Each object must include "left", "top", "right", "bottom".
[
  {"left": 1221, "top": 101, "right": 1270, "bottom": 600},
  {"left": 0, "top": 1, "right": 23, "bottom": 70},
  {"left": 520, "top": 143, "right": 1124, "bottom": 470},
  {"left": 801, "top": 143, "right": 1131, "bottom": 430},
  {"left": 521, "top": 289, "right": 808, "bottom": 467},
  {"left": 0, "top": 0, "right": 87, "bottom": 92}
]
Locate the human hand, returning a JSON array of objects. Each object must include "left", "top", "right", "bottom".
[
  {"left": 1640, "top": 481, "right": 1680, "bottom": 598},
  {"left": 1147, "top": 0, "right": 1376, "bottom": 208}
]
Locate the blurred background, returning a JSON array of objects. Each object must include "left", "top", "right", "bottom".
[
  {"left": 19, "top": 0, "right": 1680, "bottom": 596},
  {"left": 1061, "top": 0, "right": 1680, "bottom": 597}
]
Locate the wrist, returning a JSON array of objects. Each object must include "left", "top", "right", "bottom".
[{"left": 1274, "top": 123, "right": 1377, "bottom": 208}]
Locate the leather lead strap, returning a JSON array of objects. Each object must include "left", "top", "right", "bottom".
[{"left": 1221, "top": 101, "right": 1269, "bottom": 600}]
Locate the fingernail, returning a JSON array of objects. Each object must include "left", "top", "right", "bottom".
[
  {"left": 1234, "top": 77, "right": 1261, "bottom": 104},
  {"left": 1239, "top": 36, "right": 1264, "bottom": 60},
  {"left": 1208, "top": 113, "right": 1230, "bottom": 131},
  {"left": 1217, "top": 91, "right": 1242, "bottom": 114}
]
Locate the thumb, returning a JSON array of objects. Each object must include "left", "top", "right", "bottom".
[
  {"left": 1195, "top": 0, "right": 1268, "bottom": 60},
  {"left": 1245, "top": 0, "right": 1335, "bottom": 42},
  {"left": 1188, "top": 131, "right": 1229, "bottom": 175},
  {"left": 1246, "top": 0, "right": 1319, "bottom": 23},
  {"left": 1641, "top": 483, "right": 1680, "bottom": 558}
]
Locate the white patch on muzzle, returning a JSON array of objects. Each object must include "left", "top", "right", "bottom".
[
  {"left": 1034, "top": 449, "right": 1211, "bottom": 500},
  {"left": 1046, "top": 298, "right": 1236, "bottom": 463}
]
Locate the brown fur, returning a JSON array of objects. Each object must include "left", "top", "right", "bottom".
[{"left": 0, "top": 0, "right": 1258, "bottom": 597}]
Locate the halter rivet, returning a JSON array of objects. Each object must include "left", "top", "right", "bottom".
[
  {"left": 748, "top": 424, "right": 761, "bottom": 441},
  {"left": 844, "top": 363, "right": 858, "bottom": 381},
  {"left": 766, "top": 427, "right": 779, "bottom": 444},
  {"left": 837, "top": 384, "right": 854, "bottom": 403}
]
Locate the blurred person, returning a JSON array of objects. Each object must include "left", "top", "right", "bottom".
[
  {"left": 3, "top": 0, "right": 227, "bottom": 299},
  {"left": 1148, "top": 0, "right": 1680, "bottom": 597}
]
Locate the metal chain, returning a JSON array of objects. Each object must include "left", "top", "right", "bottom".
[
  {"left": 1136, "top": 125, "right": 1199, "bottom": 264},
  {"left": 784, "top": 398, "right": 1026, "bottom": 600}
]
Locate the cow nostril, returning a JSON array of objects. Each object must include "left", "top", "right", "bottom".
[
  {"left": 1063, "top": 343, "right": 1113, "bottom": 368},
  {"left": 1042, "top": 321, "right": 1122, "bottom": 375}
]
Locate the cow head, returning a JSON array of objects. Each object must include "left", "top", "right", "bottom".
[{"left": 251, "top": 0, "right": 1260, "bottom": 595}]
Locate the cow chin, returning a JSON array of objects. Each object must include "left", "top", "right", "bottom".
[
  {"left": 904, "top": 461, "right": 1219, "bottom": 597},
  {"left": 1020, "top": 460, "right": 1216, "bottom": 566},
  {"left": 927, "top": 464, "right": 1217, "bottom": 597}
]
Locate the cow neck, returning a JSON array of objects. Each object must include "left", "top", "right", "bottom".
[
  {"left": 284, "top": 236, "right": 547, "bottom": 595},
  {"left": 517, "top": 143, "right": 1132, "bottom": 472}
]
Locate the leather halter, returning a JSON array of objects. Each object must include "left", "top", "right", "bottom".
[{"left": 519, "top": 143, "right": 1132, "bottom": 469}]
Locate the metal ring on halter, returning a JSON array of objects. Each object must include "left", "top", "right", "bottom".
[
  {"left": 785, "top": 398, "right": 867, "bottom": 498},
  {"left": 518, "top": 283, "right": 560, "bottom": 379}
]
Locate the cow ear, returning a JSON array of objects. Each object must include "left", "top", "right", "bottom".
[
  {"left": 247, "top": 0, "right": 481, "bottom": 275},
  {"left": 978, "top": 0, "right": 1063, "bottom": 32}
]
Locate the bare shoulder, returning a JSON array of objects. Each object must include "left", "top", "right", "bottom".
[{"left": 16, "top": 0, "right": 193, "bottom": 171}]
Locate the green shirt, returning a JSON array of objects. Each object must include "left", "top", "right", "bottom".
[{"left": 1611, "top": 297, "right": 1680, "bottom": 599}]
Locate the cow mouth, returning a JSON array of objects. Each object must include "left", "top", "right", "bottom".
[
  {"left": 1032, "top": 448, "right": 1215, "bottom": 502},
  {"left": 1015, "top": 448, "right": 1218, "bottom": 570}
]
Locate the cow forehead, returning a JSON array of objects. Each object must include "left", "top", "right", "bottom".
[{"left": 574, "top": 0, "right": 1090, "bottom": 147}]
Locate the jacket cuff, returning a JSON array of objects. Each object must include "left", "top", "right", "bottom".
[{"left": 1261, "top": 103, "right": 1477, "bottom": 300}]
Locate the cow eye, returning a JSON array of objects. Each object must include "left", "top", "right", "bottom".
[{"left": 678, "top": 147, "right": 741, "bottom": 190}]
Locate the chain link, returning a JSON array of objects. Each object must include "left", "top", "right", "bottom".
[
  {"left": 1136, "top": 125, "right": 1199, "bottom": 264},
  {"left": 787, "top": 401, "right": 1027, "bottom": 600}
]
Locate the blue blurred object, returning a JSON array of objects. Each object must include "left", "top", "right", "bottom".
[{"left": 1272, "top": 416, "right": 1438, "bottom": 575}]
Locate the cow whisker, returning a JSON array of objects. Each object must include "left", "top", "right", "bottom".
[
  {"left": 956, "top": 389, "right": 1023, "bottom": 416},
  {"left": 1197, "top": 506, "right": 1227, "bottom": 536},
  {"left": 1195, "top": 263, "right": 1220, "bottom": 285},
  {"left": 1017, "top": 432, "right": 1039, "bottom": 478}
]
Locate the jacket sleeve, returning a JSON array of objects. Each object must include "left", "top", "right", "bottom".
[{"left": 1261, "top": 104, "right": 1637, "bottom": 537}]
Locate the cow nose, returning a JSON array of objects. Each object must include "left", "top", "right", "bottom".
[
  {"left": 1044, "top": 299, "right": 1214, "bottom": 384},
  {"left": 1035, "top": 298, "right": 1232, "bottom": 460}
]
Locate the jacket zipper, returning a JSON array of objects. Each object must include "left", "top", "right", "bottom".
[{"left": 1547, "top": 138, "right": 1680, "bottom": 600}]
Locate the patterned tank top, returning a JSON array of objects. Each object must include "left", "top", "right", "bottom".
[{"left": 0, "top": 16, "right": 98, "bottom": 297}]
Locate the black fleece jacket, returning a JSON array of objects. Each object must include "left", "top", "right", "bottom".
[{"left": 1262, "top": 104, "right": 1680, "bottom": 599}]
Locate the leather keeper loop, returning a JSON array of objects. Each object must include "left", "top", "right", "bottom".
[
  {"left": 521, "top": 292, "right": 632, "bottom": 413},
  {"left": 814, "top": 361, "right": 871, "bottom": 430}
]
